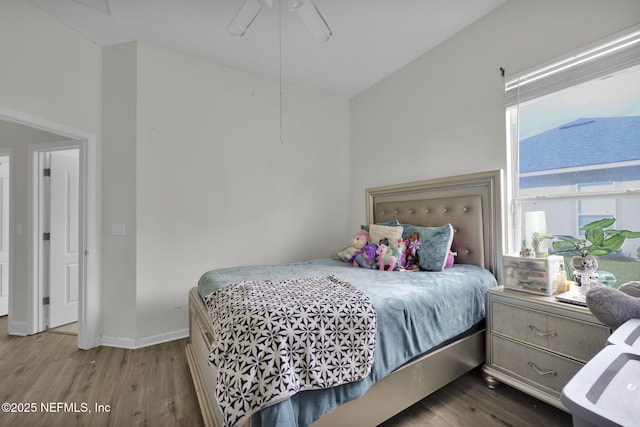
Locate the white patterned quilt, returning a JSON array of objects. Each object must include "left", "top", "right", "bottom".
[{"left": 204, "top": 275, "right": 377, "bottom": 427}]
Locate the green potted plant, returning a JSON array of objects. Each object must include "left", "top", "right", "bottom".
[{"left": 543, "top": 217, "right": 640, "bottom": 274}]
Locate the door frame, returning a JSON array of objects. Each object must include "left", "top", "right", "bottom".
[
  {"left": 1, "top": 106, "right": 98, "bottom": 349},
  {"left": 0, "top": 149, "right": 12, "bottom": 319}
]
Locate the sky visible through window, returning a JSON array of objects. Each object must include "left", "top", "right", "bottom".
[{"left": 518, "top": 65, "right": 640, "bottom": 140}]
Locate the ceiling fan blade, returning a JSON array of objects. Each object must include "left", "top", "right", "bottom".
[
  {"left": 289, "top": 0, "right": 332, "bottom": 42},
  {"left": 227, "top": 0, "right": 264, "bottom": 36}
]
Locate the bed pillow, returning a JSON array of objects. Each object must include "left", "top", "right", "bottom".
[
  {"left": 360, "top": 219, "right": 400, "bottom": 232},
  {"left": 368, "top": 223, "right": 404, "bottom": 246},
  {"left": 402, "top": 224, "right": 454, "bottom": 271}
]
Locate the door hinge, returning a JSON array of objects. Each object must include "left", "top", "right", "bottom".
[
  {"left": 43, "top": 232, "right": 50, "bottom": 241},
  {"left": 43, "top": 296, "right": 50, "bottom": 305},
  {"left": 43, "top": 168, "right": 51, "bottom": 177}
]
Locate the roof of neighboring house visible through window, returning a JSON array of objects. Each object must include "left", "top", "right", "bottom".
[{"left": 519, "top": 116, "right": 640, "bottom": 173}]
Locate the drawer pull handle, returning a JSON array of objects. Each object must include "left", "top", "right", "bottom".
[
  {"left": 528, "top": 324, "right": 557, "bottom": 337},
  {"left": 528, "top": 362, "right": 557, "bottom": 376}
]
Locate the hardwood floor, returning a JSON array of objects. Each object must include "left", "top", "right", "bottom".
[
  {"left": 0, "top": 316, "right": 572, "bottom": 427},
  {"left": 46, "top": 322, "right": 79, "bottom": 336},
  {"left": 0, "top": 316, "right": 203, "bottom": 427},
  {"left": 380, "top": 368, "right": 572, "bottom": 427}
]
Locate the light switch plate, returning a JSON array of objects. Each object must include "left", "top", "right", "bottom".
[{"left": 111, "top": 224, "right": 126, "bottom": 236}]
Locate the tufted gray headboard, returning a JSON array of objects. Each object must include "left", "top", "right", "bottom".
[{"left": 365, "top": 170, "right": 502, "bottom": 277}]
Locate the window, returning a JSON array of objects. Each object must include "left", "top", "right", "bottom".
[{"left": 506, "top": 26, "right": 640, "bottom": 285}]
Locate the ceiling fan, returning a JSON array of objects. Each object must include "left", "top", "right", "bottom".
[{"left": 227, "top": 0, "right": 332, "bottom": 43}]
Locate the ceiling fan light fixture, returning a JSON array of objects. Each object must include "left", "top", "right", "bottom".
[
  {"left": 227, "top": 0, "right": 263, "bottom": 36},
  {"left": 287, "top": 0, "right": 304, "bottom": 11},
  {"left": 227, "top": 0, "right": 331, "bottom": 42},
  {"left": 292, "top": 0, "right": 332, "bottom": 42}
]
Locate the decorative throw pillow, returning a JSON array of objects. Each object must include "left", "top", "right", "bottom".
[
  {"left": 360, "top": 219, "right": 400, "bottom": 232},
  {"left": 368, "top": 223, "right": 404, "bottom": 247},
  {"left": 402, "top": 224, "right": 454, "bottom": 271}
]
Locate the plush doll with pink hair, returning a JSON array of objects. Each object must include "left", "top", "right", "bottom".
[{"left": 376, "top": 244, "right": 397, "bottom": 271}]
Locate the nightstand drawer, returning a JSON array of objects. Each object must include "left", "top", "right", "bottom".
[
  {"left": 491, "top": 335, "right": 583, "bottom": 397},
  {"left": 491, "top": 301, "right": 608, "bottom": 362}
]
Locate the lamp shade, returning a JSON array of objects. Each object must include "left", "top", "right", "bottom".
[{"left": 524, "top": 211, "right": 548, "bottom": 255}]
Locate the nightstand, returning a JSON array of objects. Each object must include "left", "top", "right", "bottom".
[{"left": 483, "top": 286, "right": 610, "bottom": 411}]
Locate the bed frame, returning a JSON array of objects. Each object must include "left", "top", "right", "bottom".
[{"left": 186, "top": 170, "right": 503, "bottom": 427}]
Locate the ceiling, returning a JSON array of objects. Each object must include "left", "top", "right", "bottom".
[{"left": 27, "top": 0, "right": 506, "bottom": 98}]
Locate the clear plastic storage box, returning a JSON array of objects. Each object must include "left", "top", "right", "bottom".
[{"left": 503, "top": 255, "right": 564, "bottom": 296}]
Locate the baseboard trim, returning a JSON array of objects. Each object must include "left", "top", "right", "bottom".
[
  {"left": 8, "top": 320, "right": 30, "bottom": 336},
  {"left": 100, "top": 328, "right": 189, "bottom": 349}
]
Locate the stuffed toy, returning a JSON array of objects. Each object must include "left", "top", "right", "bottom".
[
  {"left": 444, "top": 251, "right": 456, "bottom": 268},
  {"left": 586, "top": 282, "right": 640, "bottom": 329},
  {"left": 394, "top": 239, "right": 406, "bottom": 268},
  {"left": 352, "top": 244, "right": 377, "bottom": 269},
  {"left": 405, "top": 232, "right": 421, "bottom": 271},
  {"left": 376, "top": 244, "right": 397, "bottom": 271},
  {"left": 338, "top": 230, "right": 369, "bottom": 263}
]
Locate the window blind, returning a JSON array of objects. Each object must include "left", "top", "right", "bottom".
[{"left": 505, "top": 26, "right": 640, "bottom": 107}]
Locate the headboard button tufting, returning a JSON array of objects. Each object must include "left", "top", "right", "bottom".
[
  {"left": 425, "top": 209, "right": 430, "bottom": 213},
  {"left": 409, "top": 209, "right": 414, "bottom": 214},
  {"left": 382, "top": 210, "right": 386, "bottom": 215},
  {"left": 394, "top": 210, "right": 399, "bottom": 214},
  {"left": 443, "top": 208, "right": 448, "bottom": 212},
  {"left": 463, "top": 207, "right": 468, "bottom": 212},
  {"left": 464, "top": 249, "right": 470, "bottom": 254}
]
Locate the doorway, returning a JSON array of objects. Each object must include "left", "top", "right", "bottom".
[{"left": 0, "top": 105, "right": 98, "bottom": 350}]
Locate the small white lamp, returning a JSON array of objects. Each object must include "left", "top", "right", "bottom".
[{"left": 524, "top": 211, "right": 548, "bottom": 256}]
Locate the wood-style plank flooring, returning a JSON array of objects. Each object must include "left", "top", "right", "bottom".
[{"left": 0, "top": 316, "right": 572, "bottom": 427}]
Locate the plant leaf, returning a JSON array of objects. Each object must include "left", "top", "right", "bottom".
[
  {"left": 585, "top": 228, "right": 604, "bottom": 246},
  {"left": 580, "top": 217, "right": 615, "bottom": 231},
  {"left": 602, "top": 234, "right": 626, "bottom": 251},
  {"left": 552, "top": 240, "right": 580, "bottom": 252},
  {"left": 589, "top": 248, "right": 613, "bottom": 256},
  {"left": 552, "top": 235, "right": 582, "bottom": 243},
  {"left": 619, "top": 230, "right": 640, "bottom": 239}
]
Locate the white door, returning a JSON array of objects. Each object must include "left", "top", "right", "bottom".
[
  {"left": 0, "top": 157, "right": 9, "bottom": 316},
  {"left": 48, "top": 150, "right": 79, "bottom": 328}
]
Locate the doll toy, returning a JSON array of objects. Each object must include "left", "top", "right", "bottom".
[
  {"left": 376, "top": 244, "right": 397, "bottom": 271},
  {"left": 405, "top": 232, "right": 421, "bottom": 271},
  {"left": 352, "top": 244, "right": 377, "bottom": 269}
]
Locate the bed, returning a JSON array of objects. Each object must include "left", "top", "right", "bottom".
[{"left": 186, "top": 170, "right": 503, "bottom": 427}]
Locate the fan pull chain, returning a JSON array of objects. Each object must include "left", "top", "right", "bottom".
[{"left": 279, "top": 0, "right": 284, "bottom": 145}]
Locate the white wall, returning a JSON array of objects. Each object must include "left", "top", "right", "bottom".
[
  {"left": 0, "top": 0, "right": 102, "bottom": 332},
  {"left": 349, "top": 0, "right": 640, "bottom": 233},
  {"left": 101, "top": 42, "right": 350, "bottom": 340},
  {"left": 101, "top": 43, "right": 138, "bottom": 340}
]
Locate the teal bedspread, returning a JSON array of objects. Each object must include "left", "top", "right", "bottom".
[{"left": 198, "top": 258, "right": 497, "bottom": 427}]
